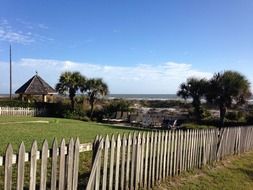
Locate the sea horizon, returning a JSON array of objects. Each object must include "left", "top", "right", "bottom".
[{"left": 1, "top": 93, "right": 253, "bottom": 103}]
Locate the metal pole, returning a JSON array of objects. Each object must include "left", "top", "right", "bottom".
[{"left": 9, "top": 45, "right": 12, "bottom": 100}]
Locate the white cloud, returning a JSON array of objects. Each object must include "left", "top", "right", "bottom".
[
  {"left": 0, "top": 19, "right": 34, "bottom": 44},
  {"left": 0, "top": 19, "right": 53, "bottom": 44},
  {"left": 0, "top": 58, "right": 214, "bottom": 94},
  {"left": 37, "top": 24, "right": 48, "bottom": 29}
]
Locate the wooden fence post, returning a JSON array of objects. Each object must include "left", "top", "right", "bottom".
[
  {"left": 163, "top": 131, "right": 168, "bottom": 180},
  {"left": 102, "top": 135, "right": 109, "bottom": 190},
  {"left": 148, "top": 132, "right": 154, "bottom": 189},
  {"left": 66, "top": 138, "right": 74, "bottom": 190},
  {"left": 120, "top": 134, "right": 126, "bottom": 190},
  {"left": 29, "top": 141, "right": 38, "bottom": 190},
  {"left": 4, "top": 144, "right": 13, "bottom": 190},
  {"left": 125, "top": 133, "right": 131, "bottom": 189},
  {"left": 130, "top": 133, "right": 137, "bottom": 189},
  {"left": 156, "top": 131, "right": 161, "bottom": 182},
  {"left": 115, "top": 134, "right": 121, "bottom": 190},
  {"left": 40, "top": 140, "right": 48, "bottom": 190},
  {"left": 51, "top": 139, "right": 58, "bottom": 190},
  {"left": 144, "top": 132, "right": 149, "bottom": 188},
  {"left": 152, "top": 132, "right": 157, "bottom": 187},
  {"left": 72, "top": 138, "right": 80, "bottom": 190},
  {"left": 109, "top": 135, "right": 115, "bottom": 190},
  {"left": 17, "top": 142, "right": 25, "bottom": 190},
  {"left": 59, "top": 139, "right": 66, "bottom": 190}
]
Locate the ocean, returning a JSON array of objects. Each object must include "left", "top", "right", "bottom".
[
  {"left": 108, "top": 94, "right": 184, "bottom": 101},
  {"left": 1, "top": 93, "right": 253, "bottom": 103},
  {"left": 108, "top": 94, "right": 253, "bottom": 104}
]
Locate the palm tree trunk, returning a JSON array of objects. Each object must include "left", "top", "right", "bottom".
[
  {"left": 193, "top": 98, "right": 201, "bottom": 123},
  {"left": 219, "top": 104, "right": 226, "bottom": 129},
  {"left": 70, "top": 97, "right": 75, "bottom": 110},
  {"left": 90, "top": 99, "right": 95, "bottom": 120},
  {"left": 194, "top": 106, "right": 201, "bottom": 123}
]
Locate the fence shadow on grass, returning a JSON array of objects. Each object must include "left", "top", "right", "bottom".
[{"left": 237, "top": 168, "right": 253, "bottom": 181}]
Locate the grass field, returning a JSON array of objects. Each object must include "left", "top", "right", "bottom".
[
  {"left": 155, "top": 152, "right": 253, "bottom": 190},
  {"left": 0, "top": 116, "right": 144, "bottom": 154}
]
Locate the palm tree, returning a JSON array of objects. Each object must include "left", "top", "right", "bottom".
[
  {"left": 206, "top": 71, "right": 251, "bottom": 127},
  {"left": 81, "top": 78, "right": 109, "bottom": 120},
  {"left": 55, "top": 71, "right": 86, "bottom": 109},
  {"left": 177, "top": 77, "right": 208, "bottom": 122}
]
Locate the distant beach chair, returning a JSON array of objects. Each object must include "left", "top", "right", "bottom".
[
  {"left": 102, "top": 112, "right": 117, "bottom": 122},
  {"left": 115, "top": 111, "right": 122, "bottom": 119},
  {"left": 121, "top": 112, "right": 128, "bottom": 120},
  {"left": 169, "top": 120, "right": 177, "bottom": 129}
]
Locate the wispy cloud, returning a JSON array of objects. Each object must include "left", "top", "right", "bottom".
[
  {"left": 37, "top": 23, "right": 48, "bottom": 29},
  {"left": 0, "top": 58, "right": 213, "bottom": 94},
  {"left": 0, "top": 19, "right": 34, "bottom": 44},
  {"left": 113, "top": 29, "right": 120, "bottom": 33},
  {"left": 0, "top": 19, "right": 52, "bottom": 44},
  {"left": 16, "top": 19, "right": 49, "bottom": 30}
]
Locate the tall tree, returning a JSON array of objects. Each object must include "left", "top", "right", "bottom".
[
  {"left": 81, "top": 78, "right": 109, "bottom": 120},
  {"left": 206, "top": 71, "right": 251, "bottom": 127},
  {"left": 177, "top": 77, "right": 208, "bottom": 122},
  {"left": 55, "top": 71, "right": 86, "bottom": 109}
]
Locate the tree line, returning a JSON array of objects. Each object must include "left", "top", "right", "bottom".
[
  {"left": 55, "top": 71, "right": 108, "bottom": 120},
  {"left": 177, "top": 70, "right": 251, "bottom": 128}
]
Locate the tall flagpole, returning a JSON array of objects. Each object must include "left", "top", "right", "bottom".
[{"left": 9, "top": 45, "right": 12, "bottom": 100}]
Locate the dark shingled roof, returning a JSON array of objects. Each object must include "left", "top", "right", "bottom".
[{"left": 15, "top": 75, "right": 56, "bottom": 95}]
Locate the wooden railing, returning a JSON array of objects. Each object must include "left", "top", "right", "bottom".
[{"left": 87, "top": 127, "right": 253, "bottom": 189}]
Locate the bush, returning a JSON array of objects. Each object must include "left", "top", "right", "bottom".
[
  {"left": 225, "top": 111, "right": 246, "bottom": 122},
  {"left": 62, "top": 110, "right": 89, "bottom": 121},
  {"left": 103, "top": 99, "right": 131, "bottom": 118},
  {"left": 0, "top": 100, "right": 35, "bottom": 107},
  {"left": 202, "top": 109, "right": 212, "bottom": 119},
  {"left": 34, "top": 102, "right": 72, "bottom": 117},
  {"left": 246, "top": 112, "right": 253, "bottom": 124},
  {"left": 181, "top": 123, "right": 215, "bottom": 129},
  {"left": 139, "top": 100, "right": 190, "bottom": 108}
]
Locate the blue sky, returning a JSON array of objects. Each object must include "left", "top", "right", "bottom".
[{"left": 0, "top": 0, "right": 253, "bottom": 94}]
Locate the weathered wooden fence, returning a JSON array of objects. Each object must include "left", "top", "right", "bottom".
[
  {"left": 1, "top": 127, "right": 253, "bottom": 190},
  {"left": 0, "top": 138, "right": 92, "bottom": 190},
  {"left": 87, "top": 126, "right": 253, "bottom": 189},
  {"left": 0, "top": 107, "right": 47, "bottom": 116}
]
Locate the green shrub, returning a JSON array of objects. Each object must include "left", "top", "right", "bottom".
[
  {"left": 62, "top": 110, "right": 89, "bottom": 121},
  {"left": 139, "top": 100, "right": 190, "bottom": 108},
  {"left": 0, "top": 100, "right": 35, "bottom": 107},
  {"left": 181, "top": 123, "right": 215, "bottom": 129},
  {"left": 246, "top": 112, "right": 253, "bottom": 124},
  {"left": 103, "top": 99, "right": 131, "bottom": 118},
  {"left": 225, "top": 111, "right": 246, "bottom": 122},
  {"left": 202, "top": 109, "right": 212, "bottom": 119}
]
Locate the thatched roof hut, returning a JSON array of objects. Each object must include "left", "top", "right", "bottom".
[{"left": 15, "top": 74, "right": 56, "bottom": 102}]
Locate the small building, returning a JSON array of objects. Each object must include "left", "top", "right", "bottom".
[{"left": 15, "top": 74, "right": 56, "bottom": 102}]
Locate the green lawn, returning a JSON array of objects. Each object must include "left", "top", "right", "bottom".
[
  {"left": 155, "top": 152, "right": 253, "bottom": 190},
  {"left": 0, "top": 116, "right": 144, "bottom": 154}
]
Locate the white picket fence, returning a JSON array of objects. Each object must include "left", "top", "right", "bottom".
[{"left": 0, "top": 107, "right": 47, "bottom": 116}]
